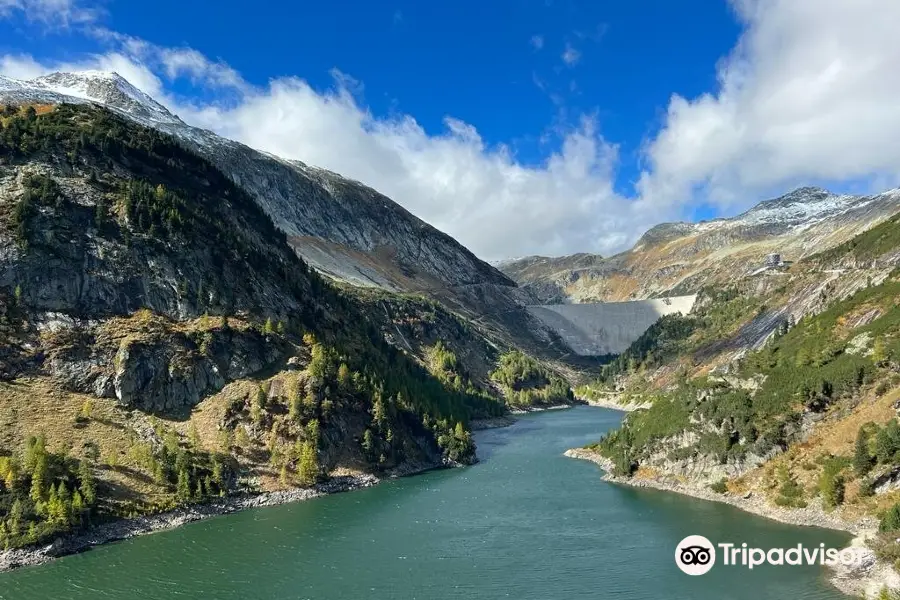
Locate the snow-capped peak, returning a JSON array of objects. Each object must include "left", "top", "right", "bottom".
[
  {"left": 31, "top": 71, "right": 182, "bottom": 127},
  {"left": 734, "top": 187, "right": 873, "bottom": 231},
  {"left": 0, "top": 70, "right": 184, "bottom": 130}
]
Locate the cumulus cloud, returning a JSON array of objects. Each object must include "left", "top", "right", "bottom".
[
  {"left": 530, "top": 34, "right": 544, "bottom": 51},
  {"left": 177, "top": 80, "right": 640, "bottom": 260},
  {"left": 2, "top": 0, "right": 900, "bottom": 261},
  {"left": 637, "top": 0, "right": 900, "bottom": 212},
  {"left": 0, "top": 29, "right": 652, "bottom": 261}
]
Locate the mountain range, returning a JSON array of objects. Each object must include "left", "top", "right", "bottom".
[
  {"left": 500, "top": 186, "right": 900, "bottom": 303},
  {"left": 2, "top": 71, "right": 900, "bottom": 578}
]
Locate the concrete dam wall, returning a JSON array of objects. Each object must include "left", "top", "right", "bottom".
[{"left": 528, "top": 295, "right": 697, "bottom": 356}]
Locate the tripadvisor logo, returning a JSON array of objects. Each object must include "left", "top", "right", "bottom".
[
  {"left": 674, "top": 535, "right": 864, "bottom": 575},
  {"left": 675, "top": 535, "right": 716, "bottom": 575}
]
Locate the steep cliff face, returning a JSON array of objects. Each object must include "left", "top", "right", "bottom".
[
  {"left": 0, "top": 103, "right": 511, "bottom": 551},
  {"left": 495, "top": 253, "right": 605, "bottom": 304},
  {"left": 14, "top": 70, "right": 509, "bottom": 290},
  {"left": 501, "top": 187, "right": 900, "bottom": 303},
  {"left": 0, "top": 71, "right": 569, "bottom": 365}
]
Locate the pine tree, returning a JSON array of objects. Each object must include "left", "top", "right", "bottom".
[
  {"left": 56, "top": 482, "right": 73, "bottom": 525},
  {"left": 255, "top": 385, "right": 268, "bottom": 412},
  {"left": 29, "top": 453, "right": 48, "bottom": 503},
  {"left": 234, "top": 426, "right": 250, "bottom": 448},
  {"left": 297, "top": 442, "right": 318, "bottom": 487},
  {"left": 176, "top": 468, "right": 192, "bottom": 502},
  {"left": 819, "top": 472, "right": 845, "bottom": 509},
  {"left": 306, "top": 419, "right": 320, "bottom": 446},
  {"left": 211, "top": 457, "right": 225, "bottom": 490},
  {"left": 164, "top": 429, "right": 180, "bottom": 456},
  {"left": 0, "top": 457, "right": 18, "bottom": 491},
  {"left": 7, "top": 499, "right": 23, "bottom": 537},
  {"left": 45, "top": 484, "right": 63, "bottom": 524},
  {"left": 337, "top": 363, "right": 351, "bottom": 392},
  {"left": 250, "top": 396, "right": 263, "bottom": 425},
  {"left": 876, "top": 420, "right": 900, "bottom": 464},
  {"left": 71, "top": 490, "right": 85, "bottom": 525},
  {"left": 362, "top": 429, "right": 375, "bottom": 456},
  {"left": 372, "top": 393, "right": 386, "bottom": 431},
  {"left": 855, "top": 427, "right": 874, "bottom": 476},
  {"left": 289, "top": 394, "right": 302, "bottom": 422},
  {"left": 24, "top": 435, "right": 46, "bottom": 472}
]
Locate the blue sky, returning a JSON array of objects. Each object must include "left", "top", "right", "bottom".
[
  {"left": 0, "top": 0, "right": 897, "bottom": 259},
  {"left": 2, "top": 0, "right": 739, "bottom": 184}
]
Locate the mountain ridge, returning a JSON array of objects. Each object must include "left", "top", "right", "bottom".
[
  {"left": 500, "top": 186, "right": 900, "bottom": 303},
  {"left": 0, "top": 71, "right": 569, "bottom": 363},
  {"left": 0, "top": 71, "right": 513, "bottom": 288}
]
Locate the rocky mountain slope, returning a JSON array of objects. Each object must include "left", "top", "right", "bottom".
[
  {"left": 0, "top": 71, "right": 563, "bottom": 362},
  {"left": 501, "top": 186, "right": 900, "bottom": 303},
  {"left": 0, "top": 102, "right": 517, "bottom": 553},
  {"left": 573, "top": 212, "right": 900, "bottom": 597},
  {"left": 494, "top": 253, "right": 604, "bottom": 304}
]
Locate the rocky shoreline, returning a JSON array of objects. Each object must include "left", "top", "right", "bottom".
[
  {"left": 470, "top": 415, "right": 519, "bottom": 430},
  {"left": 472, "top": 402, "right": 583, "bottom": 430},
  {"left": 564, "top": 447, "right": 895, "bottom": 598},
  {"left": 509, "top": 404, "right": 574, "bottom": 415},
  {"left": 0, "top": 406, "right": 572, "bottom": 574},
  {"left": 0, "top": 474, "right": 379, "bottom": 573},
  {"left": 575, "top": 395, "right": 650, "bottom": 412}
]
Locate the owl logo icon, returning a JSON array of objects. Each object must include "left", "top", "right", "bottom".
[{"left": 675, "top": 535, "right": 716, "bottom": 575}]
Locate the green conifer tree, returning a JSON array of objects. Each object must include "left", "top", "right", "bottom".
[
  {"left": 855, "top": 427, "right": 874, "bottom": 476},
  {"left": 176, "top": 468, "right": 192, "bottom": 502}
]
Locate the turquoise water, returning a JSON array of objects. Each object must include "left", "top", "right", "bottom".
[{"left": 0, "top": 407, "right": 849, "bottom": 599}]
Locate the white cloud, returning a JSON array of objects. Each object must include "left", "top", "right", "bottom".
[
  {"left": 88, "top": 29, "right": 249, "bottom": 93},
  {"left": 3, "top": 0, "right": 900, "bottom": 262},
  {"left": 0, "top": 53, "right": 46, "bottom": 79},
  {"left": 0, "top": 52, "right": 166, "bottom": 100},
  {"left": 177, "top": 80, "right": 642, "bottom": 260},
  {"left": 561, "top": 43, "right": 580, "bottom": 67},
  {"left": 530, "top": 35, "right": 544, "bottom": 50},
  {"left": 0, "top": 0, "right": 99, "bottom": 26},
  {"left": 637, "top": 0, "right": 900, "bottom": 212},
  {"left": 0, "top": 45, "right": 645, "bottom": 261}
]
